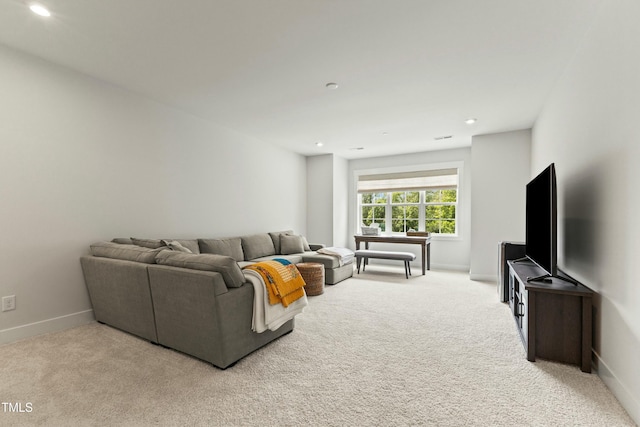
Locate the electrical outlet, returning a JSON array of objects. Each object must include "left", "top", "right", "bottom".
[{"left": 2, "top": 295, "right": 16, "bottom": 312}]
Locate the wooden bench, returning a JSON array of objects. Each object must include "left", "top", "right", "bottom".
[{"left": 355, "top": 249, "right": 417, "bottom": 279}]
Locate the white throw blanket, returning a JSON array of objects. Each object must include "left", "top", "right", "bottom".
[
  {"left": 243, "top": 269, "right": 308, "bottom": 333},
  {"left": 317, "top": 246, "right": 355, "bottom": 266}
]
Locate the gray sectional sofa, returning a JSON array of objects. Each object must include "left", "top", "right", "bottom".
[{"left": 80, "top": 230, "right": 354, "bottom": 368}]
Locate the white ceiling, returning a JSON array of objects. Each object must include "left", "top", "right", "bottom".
[{"left": 0, "top": 0, "right": 602, "bottom": 159}]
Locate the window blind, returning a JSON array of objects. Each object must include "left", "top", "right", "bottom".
[{"left": 357, "top": 168, "right": 458, "bottom": 193}]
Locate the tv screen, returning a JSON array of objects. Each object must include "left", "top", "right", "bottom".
[{"left": 525, "top": 163, "right": 557, "bottom": 277}]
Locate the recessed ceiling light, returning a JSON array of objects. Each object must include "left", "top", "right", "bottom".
[
  {"left": 29, "top": 3, "right": 51, "bottom": 17},
  {"left": 315, "top": 142, "right": 324, "bottom": 147},
  {"left": 465, "top": 118, "right": 477, "bottom": 125},
  {"left": 325, "top": 82, "right": 339, "bottom": 90}
]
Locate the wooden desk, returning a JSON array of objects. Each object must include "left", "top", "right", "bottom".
[{"left": 354, "top": 234, "right": 431, "bottom": 275}]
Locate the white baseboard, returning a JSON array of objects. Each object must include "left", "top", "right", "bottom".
[
  {"left": 469, "top": 273, "right": 497, "bottom": 282},
  {"left": 372, "top": 260, "right": 469, "bottom": 272},
  {"left": 594, "top": 351, "right": 640, "bottom": 425},
  {"left": 0, "top": 310, "right": 95, "bottom": 346},
  {"left": 430, "top": 263, "right": 469, "bottom": 272}
]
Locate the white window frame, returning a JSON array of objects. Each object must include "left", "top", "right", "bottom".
[
  {"left": 423, "top": 189, "right": 458, "bottom": 235},
  {"left": 390, "top": 190, "right": 422, "bottom": 233},
  {"left": 354, "top": 162, "right": 463, "bottom": 239}
]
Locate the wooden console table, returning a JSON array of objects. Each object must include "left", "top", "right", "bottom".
[
  {"left": 354, "top": 234, "right": 431, "bottom": 275},
  {"left": 508, "top": 260, "right": 593, "bottom": 373}
]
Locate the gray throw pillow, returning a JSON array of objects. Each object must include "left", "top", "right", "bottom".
[
  {"left": 161, "top": 240, "right": 193, "bottom": 253},
  {"left": 280, "top": 234, "right": 304, "bottom": 255},
  {"left": 91, "top": 241, "right": 163, "bottom": 264},
  {"left": 131, "top": 237, "right": 165, "bottom": 249},
  {"left": 174, "top": 239, "right": 200, "bottom": 254},
  {"left": 111, "top": 237, "right": 133, "bottom": 244},
  {"left": 268, "top": 230, "right": 294, "bottom": 254},
  {"left": 300, "top": 235, "right": 311, "bottom": 251},
  {"left": 155, "top": 251, "right": 245, "bottom": 288}
]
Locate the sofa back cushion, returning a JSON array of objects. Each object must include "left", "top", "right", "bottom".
[
  {"left": 155, "top": 251, "right": 245, "bottom": 288},
  {"left": 198, "top": 238, "right": 244, "bottom": 262},
  {"left": 90, "top": 242, "right": 163, "bottom": 264},
  {"left": 241, "top": 234, "right": 276, "bottom": 260}
]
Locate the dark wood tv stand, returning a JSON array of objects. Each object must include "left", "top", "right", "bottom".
[{"left": 507, "top": 260, "right": 593, "bottom": 373}]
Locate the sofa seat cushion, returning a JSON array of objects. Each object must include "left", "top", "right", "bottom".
[
  {"left": 198, "top": 237, "right": 244, "bottom": 261},
  {"left": 241, "top": 233, "right": 276, "bottom": 260},
  {"left": 237, "top": 261, "right": 254, "bottom": 269},
  {"left": 249, "top": 254, "right": 304, "bottom": 264},
  {"left": 90, "top": 242, "right": 164, "bottom": 264},
  {"left": 155, "top": 250, "right": 245, "bottom": 288},
  {"left": 301, "top": 253, "right": 349, "bottom": 269}
]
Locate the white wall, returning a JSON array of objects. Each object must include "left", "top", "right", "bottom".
[
  {"left": 306, "top": 154, "right": 334, "bottom": 245},
  {"left": 0, "top": 45, "right": 306, "bottom": 343},
  {"left": 531, "top": 1, "right": 640, "bottom": 422},
  {"left": 469, "top": 130, "right": 531, "bottom": 281},
  {"left": 348, "top": 148, "right": 472, "bottom": 270},
  {"left": 306, "top": 153, "right": 349, "bottom": 247},
  {"left": 332, "top": 155, "right": 349, "bottom": 248}
]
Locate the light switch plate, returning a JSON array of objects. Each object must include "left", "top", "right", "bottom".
[{"left": 2, "top": 295, "right": 16, "bottom": 312}]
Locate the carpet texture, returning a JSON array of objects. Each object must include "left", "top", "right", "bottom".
[{"left": 0, "top": 268, "right": 635, "bottom": 426}]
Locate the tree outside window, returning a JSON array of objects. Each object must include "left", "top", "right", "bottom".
[
  {"left": 424, "top": 189, "right": 457, "bottom": 234},
  {"left": 391, "top": 191, "right": 419, "bottom": 232}
]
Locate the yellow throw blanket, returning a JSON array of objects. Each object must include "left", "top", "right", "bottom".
[{"left": 243, "top": 259, "right": 306, "bottom": 307}]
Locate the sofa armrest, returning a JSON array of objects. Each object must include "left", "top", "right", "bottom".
[
  {"left": 148, "top": 264, "right": 229, "bottom": 297},
  {"left": 147, "top": 266, "right": 229, "bottom": 363},
  {"left": 147, "top": 265, "right": 289, "bottom": 368},
  {"left": 309, "top": 243, "right": 326, "bottom": 251},
  {"left": 80, "top": 256, "right": 159, "bottom": 342}
]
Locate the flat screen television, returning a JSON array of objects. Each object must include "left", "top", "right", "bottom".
[{"left": 525, "top": 163, "right": 557, "bottom": 278}]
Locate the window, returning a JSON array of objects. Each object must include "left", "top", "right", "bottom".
[
  {"left": 361, "top": 192, "right": 387, "bottom": 231},
  {"left": 357, "top": 168, "right": 459, "bottom": 236},
  {"left": 425, "top": 189, "right": 457, "bottom": 234},
  {"left": 391, "top": 191, "right": 420, "bottom": 232}
]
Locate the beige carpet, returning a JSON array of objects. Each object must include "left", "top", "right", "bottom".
[{"left": 0, "top": 267, "right": 635, "bottom": 426}]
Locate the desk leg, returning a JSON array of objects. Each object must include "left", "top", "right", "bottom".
[
  {"left": 427, "top": 242, "right": 430, "bottom": 271},
  {"left": 364, "top": 242, "right": 369, "bottom": 267},
  {"left": 421, "top": 243, "right": 426, "bottom": 275}
]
